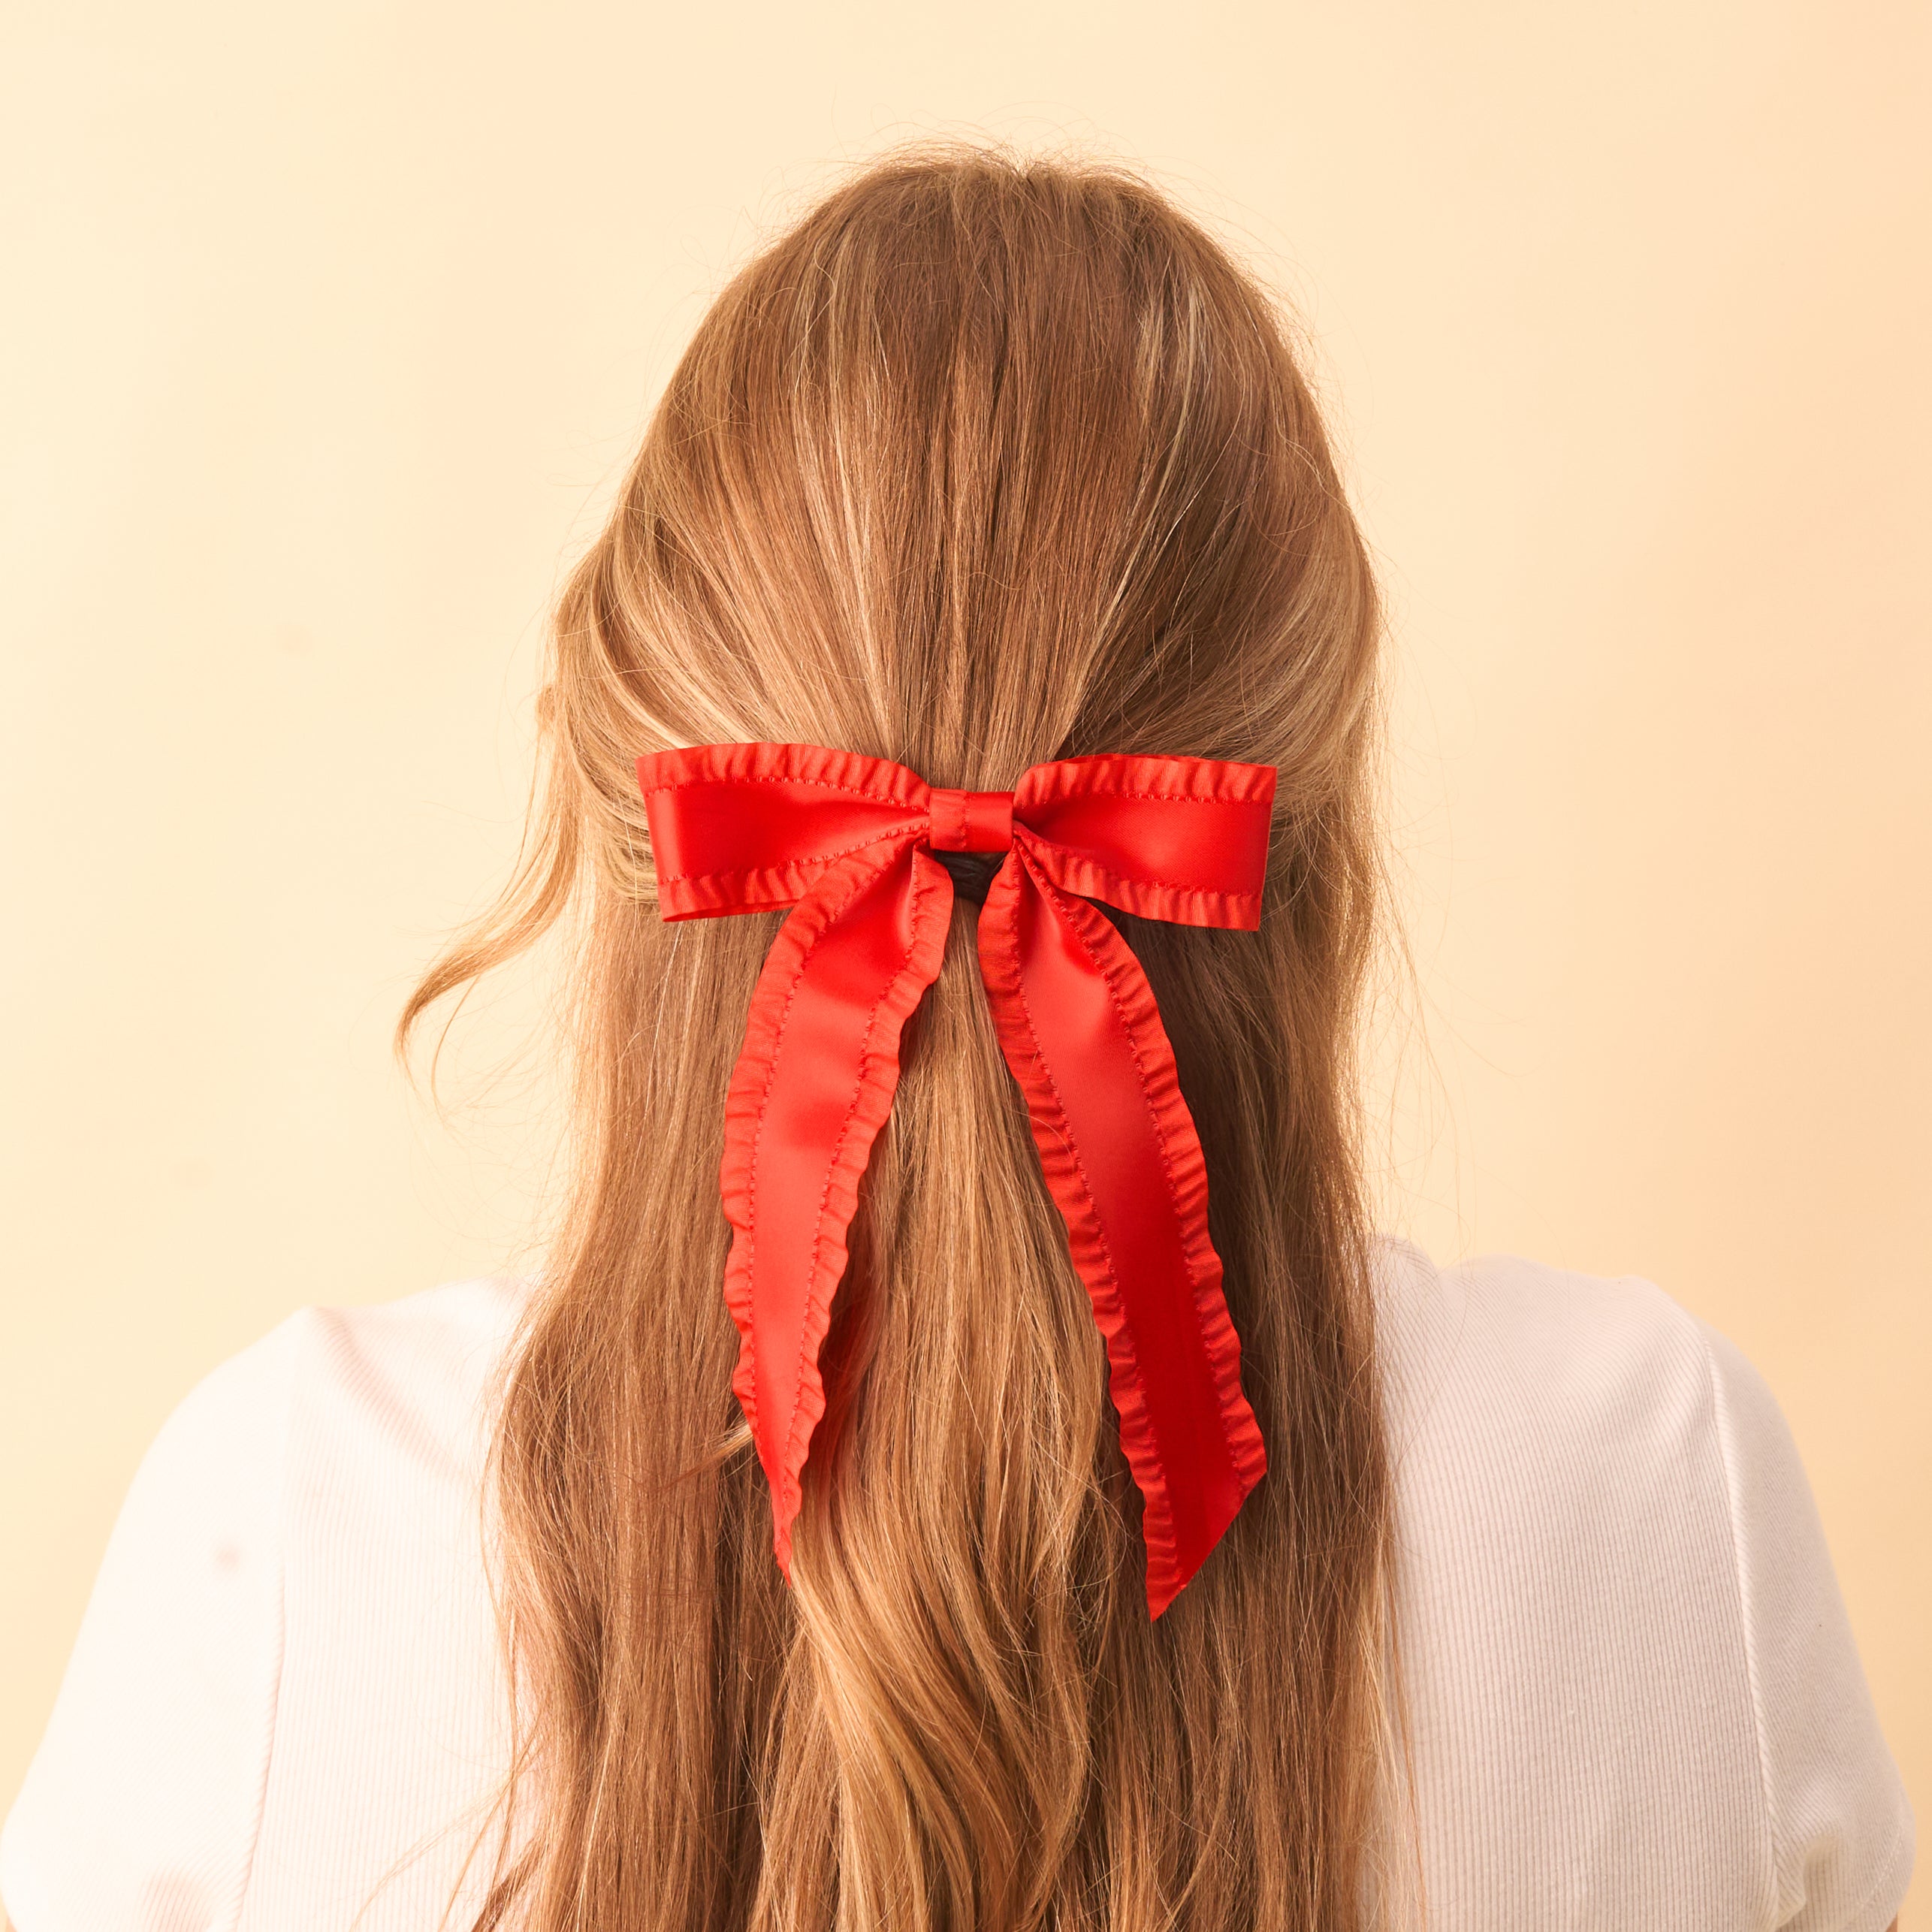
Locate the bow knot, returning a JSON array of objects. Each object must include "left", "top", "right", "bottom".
[
  {"left": 927, "top": 786, "right": 1014, "bottom": 852},
  {"left": 638, "top": 740, "right": 1276, "bottom": 1616}
]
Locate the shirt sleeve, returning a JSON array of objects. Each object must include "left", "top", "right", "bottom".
[
  {"left": 1701, "top": 1321, "right": 1915, "bottom": 1932},
  {"left": 0, "top": 1321, "right": 293, "bottom": 1932}
]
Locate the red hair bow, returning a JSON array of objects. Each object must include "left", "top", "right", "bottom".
[{"left": 638, "top": 741, "right": 1274, "bottom": 1616}]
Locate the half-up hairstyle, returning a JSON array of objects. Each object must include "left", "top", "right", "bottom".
[{"left": 403, "top": 142, "right": 1396, "bottom": 1932}]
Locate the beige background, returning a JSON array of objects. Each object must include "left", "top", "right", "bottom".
[{"left": 3, "top": 0, "right": 1926, "bottom": 1907}]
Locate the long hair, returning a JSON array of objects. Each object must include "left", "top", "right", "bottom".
[{"left": 403, "top": 145, "right": 1393, "bottom": 1932}]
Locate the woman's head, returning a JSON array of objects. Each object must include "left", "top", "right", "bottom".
[
  {"left": 553, "top": 146, "right": 1378, "bottom": 869},
  {"left": 409, "top": 145, "right": 1393, "bottom": 1932}
]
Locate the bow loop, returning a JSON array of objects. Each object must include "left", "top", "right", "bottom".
[
  {"left": 1013, "top": 754, "right": 1276, "bottom": 929},
  {"left": 639, "top": 741, "right": 928, "bottom": 919},
  {"left": 638, "top": 741, "right": 1275, "bottom": 1615}
]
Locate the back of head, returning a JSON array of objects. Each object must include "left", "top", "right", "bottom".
[{"left": 410, "top": 144, "right": 1391, "bottom": 1932}]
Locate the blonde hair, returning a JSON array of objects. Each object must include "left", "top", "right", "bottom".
[{"left": 404, "top": 144, "right": 1393, "bottom": 1932}]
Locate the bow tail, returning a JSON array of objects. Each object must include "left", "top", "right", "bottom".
[
  {"left": 718, "top": 839, "right": 955, "bottom": 1577},
  {"left": 977, "top": 847, "right": 1268, "bottom": 1616}
]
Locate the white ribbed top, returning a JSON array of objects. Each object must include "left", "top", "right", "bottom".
[{"left": 1, "top": 1242, "right": 1913, "bottom": 1930}]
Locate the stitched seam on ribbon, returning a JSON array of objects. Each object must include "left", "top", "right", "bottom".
[
  {"left": 1019, "top": 828, "right": 1260, "bottom": 919},
  {"left": 1004, "top": 856, "right": 1178, "bottom": 1562},
  {"left": 659, "top": 821, "right": 928, "bottom": 886},
  {"left": 1048, "top": 859, "right": 1260, "bottom": 907},
  {"left": 1031, "top": 789, "right": 1263, "bottom": 806},
  {"left": 641, "top": 774, "right": 922, "bottom": 804},
  {"left": 776, "top": 853, "right": 933, "bottom": 1499},
  {"left": 1056, "top": 899, "right": 1245, "bottom": 1481},
  {"left": 733, "top": 959, "right": 814, "bottom": 1447}
]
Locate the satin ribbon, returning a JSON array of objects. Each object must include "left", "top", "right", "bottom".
[{"left": 638, "top": 741, "right": 1275, "bottom": 1616}]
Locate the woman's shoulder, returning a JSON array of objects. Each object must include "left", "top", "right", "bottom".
[
  {"left": 1370, "top": 1236, "right": 1913, "bottom": 1931},
  {"left": 1369, "top": 1233, "right": 1758, "bottom": 1627},
  {"left": 1370, "top": 1233, "right": 1836, "bottom": 1521},
  {"left": 0, "top": 1278, "right": 530, "bottom": 1932},
  {"left": 282, "top": 1271, "right": 528, "bottom": 1402},
  {"left": 273, "top": 1272, "right": 530, "bottom": 1476},
  {"left": 1372, "top": 1233, "right": 1724, "bottom": 1430},
  {"left": 90, "top": 1272, "right": 530, "bottom": 1484},
  {"left": 159, "top": 1275, "right": 530, "bottom": 1530}
]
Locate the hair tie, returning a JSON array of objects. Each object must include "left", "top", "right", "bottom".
[{"left": 637, "top": 741, "right": 1275, "bottom": 1616}]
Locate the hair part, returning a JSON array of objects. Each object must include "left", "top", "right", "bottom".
[{"left": 403, "top": 140, "right": 1397, "bottom": 1932}]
